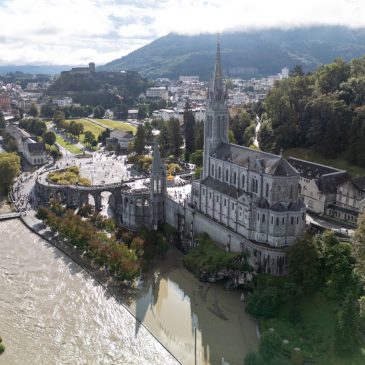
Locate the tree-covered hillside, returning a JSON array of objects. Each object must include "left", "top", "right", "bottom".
[
  {"left": 258, "top": 55, "right": 365, "bottom": 170},
  {"left": 101, "top": 27, "right": 365, "bottom": 79},
  {"left": 47, "top": 70, "right": 149, "bottom": 107}
]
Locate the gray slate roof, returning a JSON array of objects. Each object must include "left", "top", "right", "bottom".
[
  {"left": 27, "top": 141, "right": 45, "bottom": 153},
  {"left": 213, "top": 143, "right": 297, "bottom": 177},
  {"left": 352, "top": 176, "right": 365, "bottom": 191},
  {"left": 202, "top": 176, "right": 240, "bottom": 198},
  {"left": 288, "top": 157, "right": 349, "bottom": 193},
  {"left": 110, "top": 129, "right": 134, "bottom": 140}
]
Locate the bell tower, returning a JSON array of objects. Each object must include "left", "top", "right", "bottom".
[{"left": 202, "top": 39, "right": 229, "bottom": 179}]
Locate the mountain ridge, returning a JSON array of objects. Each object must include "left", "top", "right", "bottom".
[{"left": 101, "top": 26, "right": 365, "bottom": 79}]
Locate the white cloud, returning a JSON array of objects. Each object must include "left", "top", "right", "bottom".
[{"left": 0, "top": 0, "right": 364, "bottom": 66}]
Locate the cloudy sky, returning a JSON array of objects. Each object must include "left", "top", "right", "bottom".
[{"left": 0, "top": 0, "right": 364, "bottom": 66}]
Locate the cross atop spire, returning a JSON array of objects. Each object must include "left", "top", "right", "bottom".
[{"left": 209, "top": 36, "right": 225, "bottom": 105}]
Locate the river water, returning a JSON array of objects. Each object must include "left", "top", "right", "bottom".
[{"left": 0, "top": 219, "right": 257, "bottom": 365}]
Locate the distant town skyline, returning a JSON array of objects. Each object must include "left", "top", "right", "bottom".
[{"left": 0, "top": 0, "right": 364, "bottom": 66}]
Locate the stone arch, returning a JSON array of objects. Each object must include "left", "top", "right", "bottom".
[{"left": 54, "top": 189, "right": 67, "bottom": 204}]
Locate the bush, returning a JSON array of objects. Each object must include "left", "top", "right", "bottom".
[
  {"left": 259, "top": 331, "right": 282, "bottom": 362},
  {"left": 0, "top": 343, "right": 4, "bottom": 354},
  {"left": 244, "top": 352, "right": 263, "bottom": 365},
  {"left": 246, "top": 287, "right": 283, "bottom": 319}
]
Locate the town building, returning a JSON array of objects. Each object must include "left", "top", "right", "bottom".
[
  {"left": 326, "top": 177, "right": 365, "bottom": 224},
  {"left": 288, "top": 157, "right": 348, "bottom": 215},
  {"left": 146, "top": 87, "right": 168, "bottom": 100},
  {"left": 5, "top": 124, "right": 47, "bottom": 165},
  {"left": 52, "top": 97, "right": 73, "bottom": 107},
  {"left": 106, "top": 129, "right": 134, "bottom": 153}
]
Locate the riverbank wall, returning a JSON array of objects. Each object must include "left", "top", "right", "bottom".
[{"left": 19, "top": 215, "right": 181, "bottom": 365}]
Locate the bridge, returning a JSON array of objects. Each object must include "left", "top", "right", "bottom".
[
  {"left": 35, "top": 174, "right": 147, "bottom": 212},
  {"left": 0, "top": 212, "right": 21, "bottom": 221}
]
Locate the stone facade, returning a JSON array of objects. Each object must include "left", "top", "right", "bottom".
[{"left": 190, "top": 42, "right": 306, "bottom": 248}]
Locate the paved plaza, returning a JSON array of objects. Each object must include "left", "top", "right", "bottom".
[{"left": 53, "top": 152, "right": 145, "bottom": 185}]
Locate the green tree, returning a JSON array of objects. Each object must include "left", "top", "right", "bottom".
[
  {"left": 137, "top": 105, "right": 148, "bottom": 119},
  {"left": 0, "top": 111, "right": 5, "bottom": 132},
  {"left": 347, "top": 106, "right": 365, "bottom": 167},
  {"left": 41, "top": 104, "right": 56, "bottom": 118},
  {"left": 134, "top": 124, "right": 146, "bottom": 154},
  {"left": 53, "top": 111, "right": 65, "bottom": 126},
  {"left": 334, "top": 291, "right": 360, "bottom": 354},
  {"left": 194, "top": 121, "right": 204, "bottom": 150},
  {"left": 159, "top": 121, "right": 170, "bottom": 157},
  {"left": 190, "top": 149, "right": 203, "bottom": 167},
  {"left": 93, "top": 105, "right": 105, "bottom": 119},
  {"left": 259, "top": 331, "right": 282, "bottom": 363},
  {"left": 50, "top": 147, "right": 59, "bottom": 162},
  {"left": 230, "top": 110, "right": 252, "bottom": 145},
  {"left": 317, "top": 58, "right": 350, "bottom": 94},
  {"left": 98, "top": 128, "right": 111, "bottom": 144},
  {"left": 290, "top": 65, "right": 305, "bottom": 77},
  {"left": 43, "top": 131, "right": 56, "bottom": 145},
  {"left": 351, "top": 212, "right": 365, "bottom": 283},
  {"left": 0, "top": 153, "right": 20, "bottom": 194},
  {"left": 183, "top": 102, "right": 196, "bottom": 154},
  {"left": 287, "top": 234, "right": 321, "bottom": 292},
  {"left": 84, "top": 131, "right": 96, "bottom": 146},
  {"left": 168, "top": 118, "right": 182, "bottom": 157},
  {"left": 144, "top": 121, "right": 153, "bottom": 143},
  {"left": 28, "top": 103, "right": 39, "bottom": 117}
]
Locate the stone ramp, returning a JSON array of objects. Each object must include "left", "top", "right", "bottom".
[{"left": 0, "top": 212, "right": 21, "bottom": 221}]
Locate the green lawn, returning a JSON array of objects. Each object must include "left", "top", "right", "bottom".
[
  {"left": 55, "top": 134, "right": 83, "bottom": 154},
  {"left": 261, "top": 293, "right": 365, "bottom": 365},
  {"left": 284, "top": 147, "right": 365, "bottom": 177},
  {"left": 71, "top": 119, "right": 106, "bottom": 141},
  {"left": 93, "top": 118, "right": 136, "bottom": 134}
]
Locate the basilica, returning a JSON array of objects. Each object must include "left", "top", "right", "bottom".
[{"left": 165, "top": 42, "right": 306, "bottom": 274}]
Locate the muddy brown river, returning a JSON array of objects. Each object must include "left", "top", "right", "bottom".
[{"left": 0, "top": 219, "right": 257, "bottom": 365}]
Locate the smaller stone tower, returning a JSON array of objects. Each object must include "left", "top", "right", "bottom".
[
  {"left": 150, "top": 141, "right": 167, "bottom": 230},
  {"left": 89, "top": 62, "right": 96, "bottom": 73}
]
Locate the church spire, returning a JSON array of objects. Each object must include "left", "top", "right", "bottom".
[{"left": 210, "top": 36, "right": 225, "bottom": 105}]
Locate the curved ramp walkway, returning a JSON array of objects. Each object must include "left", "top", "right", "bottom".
[{"left": 0, "top": 212, "right": 21, "bottom": 221}]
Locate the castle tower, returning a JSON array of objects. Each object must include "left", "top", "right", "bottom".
[
  {"left": 202, "top": 39, "right": 229, "bottom": 178},
  {"left": 150, "top": 141, "right": 166, "bottom": 230}
]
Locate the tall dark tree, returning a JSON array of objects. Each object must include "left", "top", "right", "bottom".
[
  {"left": 43, "top": 131, "right": 56, "bottom": 145},
  {"left": 194, "top": 121, "right": 204, "bottom": 150},
  {"left": 0, "top": 111, "right": 5, "bottom": 132},
  {"left": 158, "top": 121, "right": 170, "bottom": 157},
  {"left": 144, "top": 121, "right": 153, "bottom": 143},
  {"left": 334, "top": 291, "right": 360, "bottom": 354},
  {"left": 183, "top": 102, "right": 196, "bottom": 155},
  {"left": 134, "top": 124, "right": 146, "bottom": 155},
  {"left": 93, "top": 105, "right": 105, "bottom": 119},
  {"left": 137, "top": 105, "right": 148, "bottom": 120},
  {"left": 168, "top": 118, "right": 182, "bottom": 157},
  {"left": 28, "top": 103, "right": 39, "bottom": 117}
]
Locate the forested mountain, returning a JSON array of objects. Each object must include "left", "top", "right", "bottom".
[
  {"left": 47, "top": 70, "right": 149, "bottom": 107},
  {"left": 102, "top": 27, "right": 365, "bottom": 79},
  {"left": 258, "top": 56, "right": 365, "bottom": 168}
]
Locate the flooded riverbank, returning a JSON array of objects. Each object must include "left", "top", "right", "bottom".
[
  {"left": 121, "top": 249, "right": 258, "bottom": 365},
  {"left": 0, "top": 219, "right": 178, "bottom": 365},
  {"left": 0, "top": 219, "right": 258, "bottom": 365}
]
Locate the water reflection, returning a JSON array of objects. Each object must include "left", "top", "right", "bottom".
[{"left": 124, "top": 249, "right": 258, "bottom": 365}]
